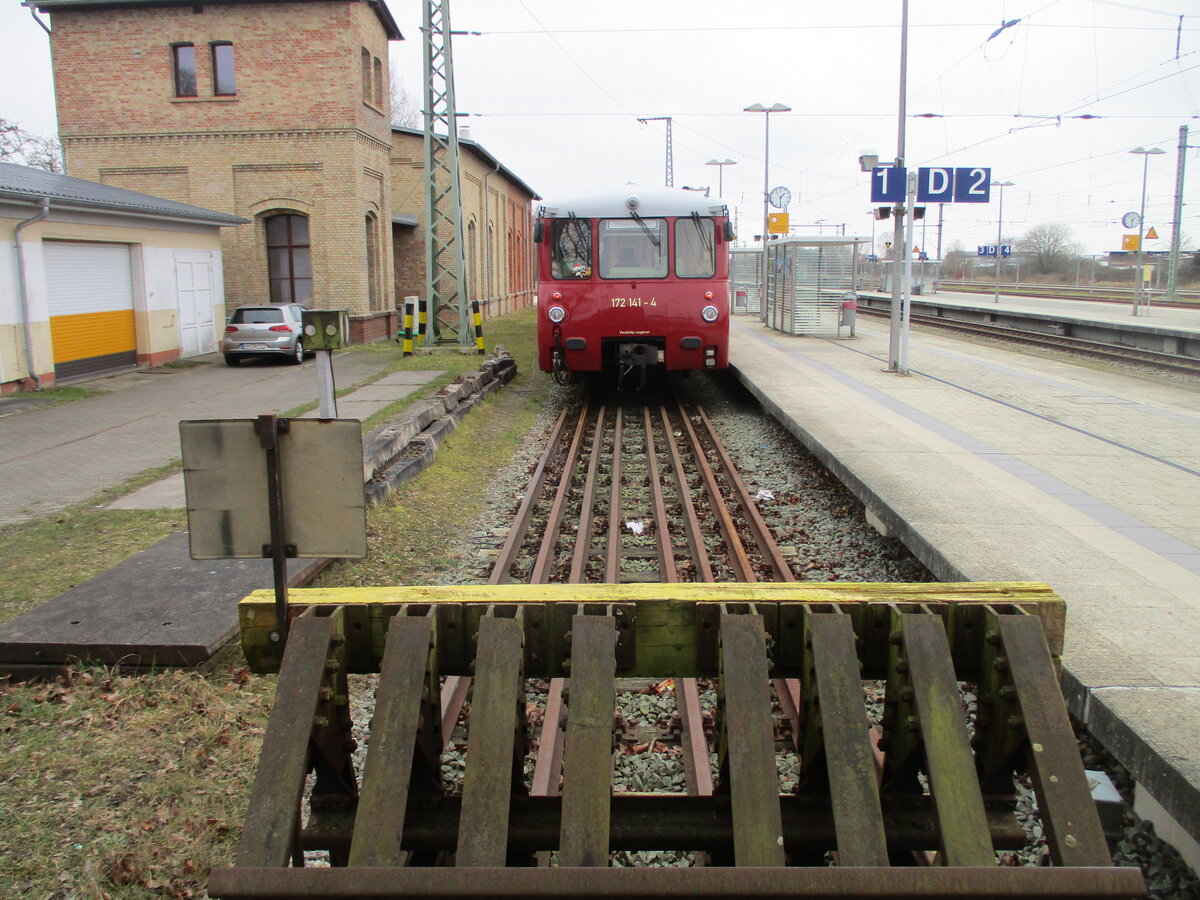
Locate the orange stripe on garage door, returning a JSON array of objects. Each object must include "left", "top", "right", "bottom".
[{"left": 50, "top": 309, "right": 136, "bottom": 364}]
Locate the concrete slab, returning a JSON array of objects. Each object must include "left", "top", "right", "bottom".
[
  {"left": 728, "top": 314, "right": 1200, "bottom": 850},
  {"left": 0, "top": 531, "right": 320, "bottom": 673}
]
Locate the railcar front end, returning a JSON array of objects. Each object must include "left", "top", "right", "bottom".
[{"left": 536, "top": 188, "right": 733, "bottom": 387}]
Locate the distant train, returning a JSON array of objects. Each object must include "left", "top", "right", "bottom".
[{"left": 535, "top": 187, "right": 734, "bottom": 388}]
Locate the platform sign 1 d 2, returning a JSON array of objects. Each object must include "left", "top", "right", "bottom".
[{"left": 916, "top": 167, "right": 992, "bottom": 203}]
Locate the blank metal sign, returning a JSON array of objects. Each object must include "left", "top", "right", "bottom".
[{"left": 181, "top": 418, "right": 366, "bottom": 560}]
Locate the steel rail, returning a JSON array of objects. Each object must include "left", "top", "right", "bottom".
[
  {"left": 643, "top": 407, "right": 677, "bottom": 583},
  {"left": 673, "top": 399, "right": 756, "bottom": 582},
  {"left": 569, "top": 405, "right": 608, "bottom": 582},
  {"left": 694, "top": 406, "right": 795, "bottom": 583},
  {"left": 490, "top": 407, "right": 572, "bottom": 585},
  {"left": 603, "top": 408, "right": 624, "bottom": 583},
  {"left": 530, "top": 404, "right": 592, "bottom": 584},
  {"left": 658, "top": 403, "right": 714, "bottom": 582}
]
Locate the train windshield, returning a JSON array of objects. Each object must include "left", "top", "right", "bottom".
[
  {"left": 598, "top": 218, "right": 668, "bottom": 279},
  {"left": 551, "top": 218, "right": 593, "bottom": 279},
  {"left": 675, "top": 217, "right": 715, "bottom": 278}
]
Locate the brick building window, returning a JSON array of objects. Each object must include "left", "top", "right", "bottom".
[
  {"left": 211, "top": 42, "right": 236, "bottom": 95},
  {"left": 374, "top": 57, "right": 384, "bottom": 108},
  {"left": 265, "top": 214, "right": 312, "bottom": 303},
  {"left": 172, "top": 44, "right": 197, "bottom": 97},
  {"left": 361, "top": 48, "right": 372, "bottom": 102},
  {"left": 365, "top": 213, "right": 379, "bottom": 310}
]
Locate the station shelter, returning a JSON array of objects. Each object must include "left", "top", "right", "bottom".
[{"left": 764, "top": 236, "right": 868, "bottom": 337}]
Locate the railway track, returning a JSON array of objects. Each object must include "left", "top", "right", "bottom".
[
  {"left": 939, "top": 281, "right": 1200, "bottom": 307},
  {"left": 212, "top": 390, "right": 1146, "bottom": 897},
  {"left": 463, "top": 395, "right": 796, "bottom": 805},
  {"left": 859, "top": 305, "right": 1200, "bottom": 376}
]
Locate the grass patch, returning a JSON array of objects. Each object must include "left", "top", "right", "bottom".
[
  {"left": 316, "top": 306, "right": 545, "bottom": 586},
  {"left": 0, "top": 461, "right": 189, "bottom": 626},
  {"left": 0, "top": 657, "right": 276, "bottom": 898},
  {"left": 0, "top": 306, "right": 546, "bottom": 897}
]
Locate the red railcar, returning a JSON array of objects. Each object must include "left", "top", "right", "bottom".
[{"left": 535, "top": 187, "right": 733, "bottom": 388}]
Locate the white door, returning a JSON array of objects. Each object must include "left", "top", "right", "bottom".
[{"left": 176, "top": 252, "right": 216, "bottom": 355}]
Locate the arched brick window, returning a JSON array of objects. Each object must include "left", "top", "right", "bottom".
[
  {"left": 365, "top": 213, "right": 379, "bottom": 311},
  {"left": 265, "top": 213, "right": 312, "bottom": 303}
]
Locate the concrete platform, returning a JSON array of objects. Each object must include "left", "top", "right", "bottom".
[
  {"left": 0, "top": 365, "right": 448, "bottom": 677},
  {"left": 728, "top": 313, "right": 1200, "bottom": 864}
]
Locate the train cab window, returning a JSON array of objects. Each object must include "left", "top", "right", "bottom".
[
  {"left": 551, "top": 218, "right": 592, "bottom": 279},
  {"left": 675, "top": 216, "right": 716, "bottom": 278},
  {"left": 598, "top": 218, "right": 667, "bottom": 279}
]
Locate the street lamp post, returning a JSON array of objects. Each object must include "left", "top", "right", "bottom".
[
  {"left": 744, "top": 103, "right": 790, "bottom": 318},
  {"left": 990, "top": 180, "right": 1014, "bottom": 304},
  {"left": 1129, "top": 146, "right": 1165, "bottom": 316},
  {"left": 706, "top": 158, "right": 736, "bottom": 198}
]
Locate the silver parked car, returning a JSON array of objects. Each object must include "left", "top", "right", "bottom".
[{"left": 221, "top": 304, "right": 308, "bottom": 366}]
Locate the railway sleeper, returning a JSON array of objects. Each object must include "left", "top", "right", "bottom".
[{"left": 211, "top": 583, "right": 1146, "bottom": 899}]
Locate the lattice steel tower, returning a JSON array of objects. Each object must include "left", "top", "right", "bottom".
[
  {"left": 422, "top": 0, "right": 470, "bottom": 346},
  {"left": 637, "top": 116, "right": 674, "bottom": 188}
]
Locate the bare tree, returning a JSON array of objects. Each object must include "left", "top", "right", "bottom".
[
  {"left": 1018, "top": 223, "right": 1080, "bottom": 276},
  {"left": 389, "top": 64, "right": 421, "bottom": 129},
  {"left": 0, "top": 119, "right": 64, "bottom": 173}
]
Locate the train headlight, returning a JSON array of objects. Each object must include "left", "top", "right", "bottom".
[
  {"left": 548, "top": 305, "right": 567, "bottom": 323},
  {"left": 701, "top": 305, "right": 719, "bottom": 323}
]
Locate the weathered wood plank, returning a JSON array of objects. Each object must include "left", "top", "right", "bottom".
[
  {"left": 998, "top": 614, "right": 1113, "bottom": 867},
  {"left": 457, "top": 616, "right": 526, "bottom": 867},
  {"left": 720, "top": 613, "right": 785, "bottom": 867},
  {"left": 558, "top": 616, "right": 616, "bottom": 867},
  {"left": 809, "top": 613, "right": 888, "bottom": 866},
  {"left": 236, "top": 614, "right": 335, "bottom": 868},
  {"left": 347, "top": 616, "right": 434, "bottom": 867},
  {"left": 902, "top": 614, "right": 994, "bottom": 866}
]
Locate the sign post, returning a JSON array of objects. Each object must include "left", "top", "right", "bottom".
[{"left": 870, "top": 164, "right": 992, "bottom": 371}]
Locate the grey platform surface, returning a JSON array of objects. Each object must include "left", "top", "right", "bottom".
[
  {"left": 728, "top": 314, "right": 1200, "bottom": 847},
  {"left": 0, "top": 361, "right": 444, "bottom": 673},
  {"left": 888, "top": 288, "right": 1200, "bottom": 334}
]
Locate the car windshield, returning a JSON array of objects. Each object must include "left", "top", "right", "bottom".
[
  {"left": 233, "top": 308, "right": 286, "bottom": 324},
  {"left": 598, "top": 218, "right": 668, "bottom": 279}
]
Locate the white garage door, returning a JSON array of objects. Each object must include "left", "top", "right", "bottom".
[{"left": 44, "top": 240, "right": 137, "bottom": 379}]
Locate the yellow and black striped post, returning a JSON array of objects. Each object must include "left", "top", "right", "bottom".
[
  {"left": 400, "top": 296, "right": 416, "bottom": 356},
  {"left": 471, "top": 300, "right": 485, "bottom": 355},
  {"left": 418, "top": 300, "right": 428, "bottom": 348}
]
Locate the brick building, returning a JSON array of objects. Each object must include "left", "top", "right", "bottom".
[
  {"left": 34, "top": 0, "right": 538, "bottom": 346},
  {"left": 390, "top": 126, "right": 538, "bottom": 324}
]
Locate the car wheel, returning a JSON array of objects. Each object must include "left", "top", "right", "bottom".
[
  {"left": 224, "top": 355, "right": 241, "bottom": 367},
  {"left": 290, "top": 340, "right": 304, "bottom": 365}
]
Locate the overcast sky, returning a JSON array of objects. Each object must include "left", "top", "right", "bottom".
[{"left": 4, "top": 0, "right": 1197, "bottom": 257}]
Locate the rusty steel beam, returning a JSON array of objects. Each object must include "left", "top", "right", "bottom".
[{"left": 209, "top": 864, "right": 1148, "bottom": 899}]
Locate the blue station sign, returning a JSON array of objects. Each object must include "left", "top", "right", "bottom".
[{"left": 873, "top": 166, "right": 993, "bottom": 204}]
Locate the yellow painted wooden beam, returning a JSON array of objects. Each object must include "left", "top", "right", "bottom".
[{"left": 239, "top": 582, "right": 1063, "bottom": 677}]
